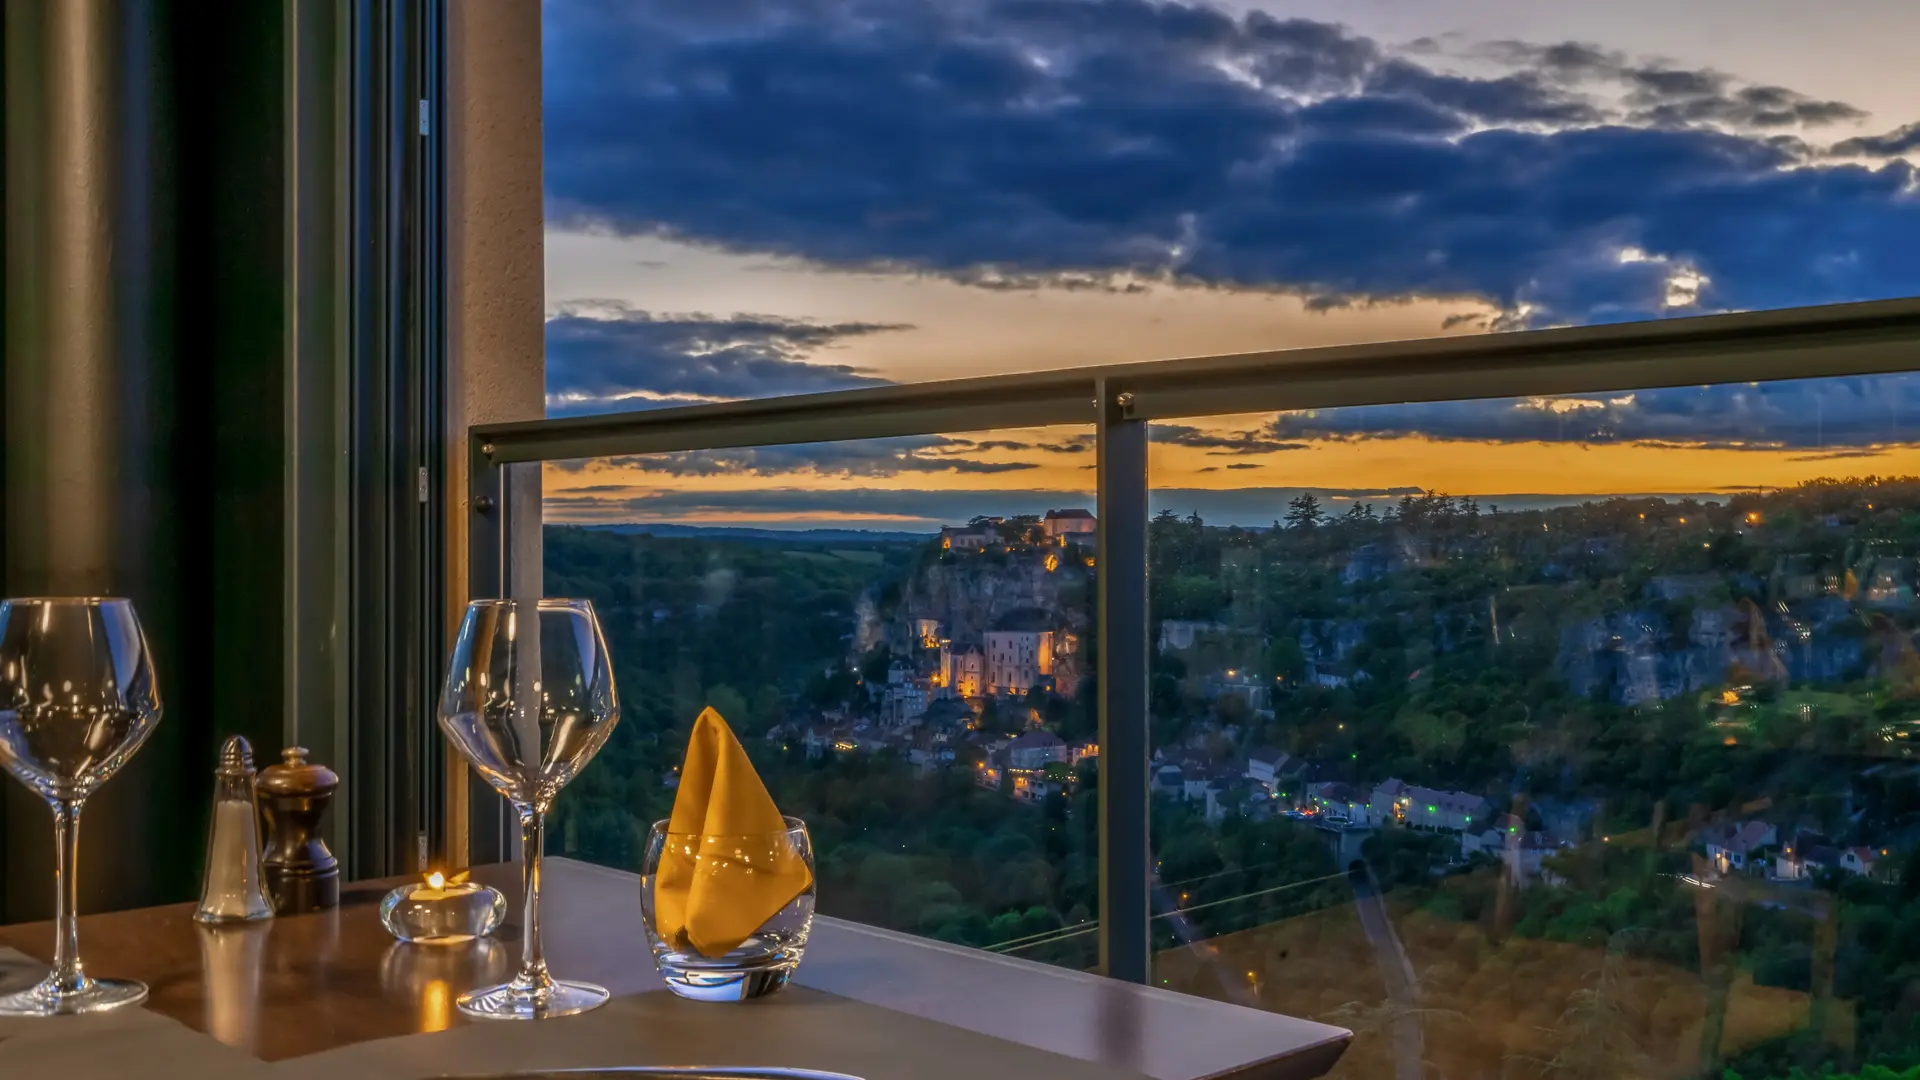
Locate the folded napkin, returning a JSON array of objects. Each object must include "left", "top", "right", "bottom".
[{"left": 653, "top": 707, "right": 814, "bottom": 957}]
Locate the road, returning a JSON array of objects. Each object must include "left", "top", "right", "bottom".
[
  {"left": 1352, "top": 863, "right": 1426, "bottom": 1080},
  {"left": 1148, "top": 873, "right": 1259, "bottom": 1008}
]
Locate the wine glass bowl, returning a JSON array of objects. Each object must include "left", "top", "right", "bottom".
[
  {"left": 0, "top": 598, "right": 162, "bottom": 801},
  {"left": 0, "top": 597, "right": 163, "bottom": 1016},
  {"left": 439, "top": 600, "right": 618, "bottom": 810},
  {"left": 438, "top": 598, "right": 619, "bottom": 1020}
]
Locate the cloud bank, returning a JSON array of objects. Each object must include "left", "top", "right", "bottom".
[
  {"left": 546, "top": 0, "right": 1920, "bottom": 330},
  {"left": 546, "top": 302, "right": 903, "bottom": 413},
  {"left": 1270, "top": 373, "right": 1920, "bottom": 451}
]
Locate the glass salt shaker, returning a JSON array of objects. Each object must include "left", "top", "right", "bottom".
[{"left": 194, "top": 736, "right": 275, "bottom": 923}]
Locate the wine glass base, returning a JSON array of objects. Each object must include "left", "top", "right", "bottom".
[
  {"left": 0, "top": 976, "right": 148, "bottom": 1017},
  {"left": 456, "top": 978, "right": 609, "bottom": 1020}
]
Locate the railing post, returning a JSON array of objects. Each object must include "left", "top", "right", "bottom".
[
  {"left": 1096, "top": 379, "right": 1151, "bottom": 984},
  {"left": 465, "top": 433, "right": 511, "bottom": 864}
]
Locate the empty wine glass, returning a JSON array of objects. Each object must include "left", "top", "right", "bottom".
[
  {"left": 438, "top": 598, "right": 619, "bottom": 1019},
  {"left": 0, "top": 597, "right": 163, "bottom": 1016}
]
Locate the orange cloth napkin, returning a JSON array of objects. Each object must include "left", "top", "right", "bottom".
[{"left": 652, "top": 708, "right": 814, "bottom": 957}]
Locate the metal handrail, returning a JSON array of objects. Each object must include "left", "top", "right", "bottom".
[
  {"left": 466, "top": 296, "right": 1920, "bottom": 986},
  {"left": 475, "top": 297, "right": 1920, "bottom": 462}
]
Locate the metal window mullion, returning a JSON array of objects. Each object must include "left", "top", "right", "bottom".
[
  {"left": 415, "top": 0, "right": 449, "bottom": 875},
  {"left": 1096, "top": 380, "right": 1151, "bottom": 984}
]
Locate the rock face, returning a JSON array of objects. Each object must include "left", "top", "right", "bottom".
[
  {"left": 890, "top": 549, "right": 1090, "bottom": 651},
  {"left": 1556, "top": 599, "right": 1868, "bottom": 704}
]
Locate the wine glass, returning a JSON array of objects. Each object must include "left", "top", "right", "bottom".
[
  {"left": 438, "top": 598, "right": 620, "bottom": 1019},
  {"left": 0, "top": 597, "right": 163, "bottom": 1016}
]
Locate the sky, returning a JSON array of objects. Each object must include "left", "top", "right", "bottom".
[{"left": 540, "top": 0, "right": 1920, "bottom": 529}]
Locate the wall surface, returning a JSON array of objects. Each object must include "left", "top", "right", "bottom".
[{"left": 444, "top": 0, "right": 546, "bottom": 865}]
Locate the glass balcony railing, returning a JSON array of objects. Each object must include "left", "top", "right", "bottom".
[
  {"left": 535, "top": 431, "right": 1104, "bottom": 971},
  {"left": 471, "top": 299, "right": 1920, "bottom": 1080},
  {"left": 1146, "top": 374, "right": 1920, "bottom": 1078}
]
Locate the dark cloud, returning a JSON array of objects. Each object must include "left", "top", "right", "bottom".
[
  {"left": 1833, "top": 123, "right": 1920, "bottom": 159},
  {"left": 546, "top": 486, "right": 1091, "bottom": 527},
  {"left": 545, "top": 483, "right": 1446, "bottom": 528},
  {"left": 545, "top": 0, "right": 1918, "bottom": 327},
  {"left": 1628, "top": 83, "right": 1865, "bottom": 131},
  {"left": 1364, "top": 59, "right": 1602, "bottom": 125},
  {"left": 1486, "top": 40, "right": 1866, "bottom": 131},
  {"left": 1267, "top": 373, "right": 1920, "bottom": 450},
  {"left": 574, "top": 436, "right": 1040, "bottom": 479},
  {"left": 949, "top": 438, "right": 1034, "bottom": 452},
  {"left": 1297, "top": 95, "right": 1467, "bottom": 137},
  {"left": 1152, "top": 423, "right": 1309, "bottom": 455},
  {"left": 1786, "top": 449, "right": 1889, "bottom": 462},
  {"left": 545, "top": 302, "right": 904, "bottom": 414},
  {"left": 1038, "top": 434, "right": 1096, "bottom": 454}
]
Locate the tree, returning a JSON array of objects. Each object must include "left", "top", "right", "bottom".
[
  {"left": 705, "top": 683, "right": 751, "bottom": 729},
  {"left": 1285, "top": 492, "right": 1323, "bottom": 530}
]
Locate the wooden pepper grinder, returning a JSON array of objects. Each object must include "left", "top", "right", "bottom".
[{"left": 258, "top": 746, "right": 341, "bottom": 913}]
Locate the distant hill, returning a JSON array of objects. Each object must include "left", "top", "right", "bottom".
[{"left": 566, "top": 522, "right": 934, "bottom": 545}]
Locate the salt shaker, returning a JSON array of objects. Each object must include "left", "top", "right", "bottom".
[
  {"left": 194, "top": 736, "right": 275, "bottom": 924},
  {"left": 258, "top": 746, "right": 341, "bottom": 913}
]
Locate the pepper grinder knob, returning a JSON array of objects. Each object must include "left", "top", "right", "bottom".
[{"left": 258, "top": 746, "right": 341, "bottom": 914}]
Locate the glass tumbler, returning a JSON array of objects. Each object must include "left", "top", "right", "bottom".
[{"left": 640, "top": 817, "right": 816, "bottom": 1002}]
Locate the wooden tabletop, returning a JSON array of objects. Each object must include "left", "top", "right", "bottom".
[{"left": 0, "top": 857, "right": 1349, "bottom": 1080}]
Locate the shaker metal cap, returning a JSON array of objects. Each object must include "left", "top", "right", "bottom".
[{"left": 216, "top": 735, "right": 255, "bottom": 777}]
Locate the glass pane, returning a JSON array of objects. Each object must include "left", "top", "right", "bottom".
[
  {"left": 543, "top": 3, "right": 1919, "bottom": 412},
  {"left": 542, "top": 429, "right": 1101, "bottom": 969},
  {"left": 1148, "top": 373, "right": 1920, "bottom": 1079}
]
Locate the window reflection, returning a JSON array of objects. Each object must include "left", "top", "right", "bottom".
[{"left": 1149, "top": 374, "right": 1920, "bottom": 1079}]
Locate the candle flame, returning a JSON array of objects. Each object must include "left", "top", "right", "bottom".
[{"left": 426, "top": 871, "right": 446, "bottom": 890}]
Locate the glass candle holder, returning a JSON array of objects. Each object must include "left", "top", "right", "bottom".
[
  {"left": 640, "top": 817, "right": 815, "bottom": 1002},
  {"left": 380, "top": 872, "right": 507, "bottom": 944}
]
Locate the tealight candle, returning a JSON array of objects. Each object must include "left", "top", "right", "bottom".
[{"left": 379, "top": 870, "right": 506, "bottom": 944}]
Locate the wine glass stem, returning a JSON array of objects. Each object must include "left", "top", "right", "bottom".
[
  {"left": 515, "top": 805, "right": 550, "bottom": 993},
  {"left": 50, "top": 799, "right": 88, "bottom": 994}
]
